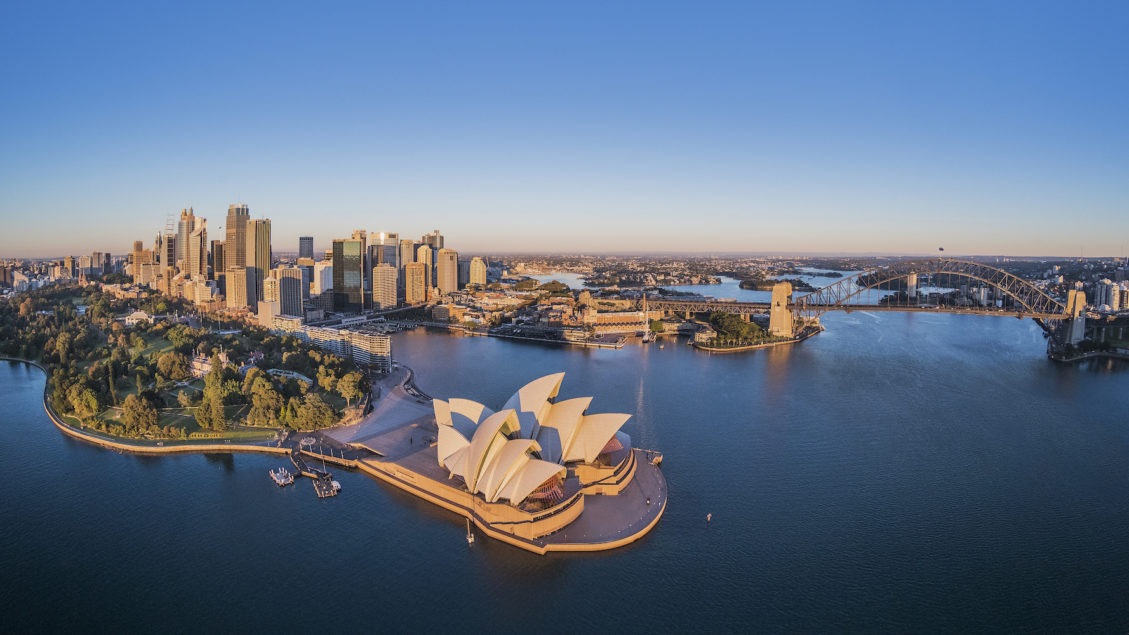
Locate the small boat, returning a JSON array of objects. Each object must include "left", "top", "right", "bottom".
[
  {"left": 466, "top": 518, "right": 475, "bottom": 546},
  {"left": 659, "top": 344, "right": 664, "bottom": 349},
  {"left": 331, "top": 480, "right": 342, "bottom": 492},
  {"left": 270, "top": 467, "right": 294, "bottom": 486}
]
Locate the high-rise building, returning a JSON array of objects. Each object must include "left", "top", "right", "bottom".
[
  {"left": 458, "top": 260, "right": 470, "bottom": 287},
  {"left": 175, "top": 208, "right": 196, "bottom": 269},
  {"left": 162, "top": 234, "right": 176, "bottom": 270},
  {"left": 246, "top": 218, "right": 272, "bottom": 302},
  {"left": 351, "top": 230, "right": 370, "bottom": 309},
  {"left": 435, "top": 248, "right": 458, "bottom": 296},
  {"left": 226, "top": 266, "right": 252, "bottom": 309},
  {"left": 422, "top": 229, "right": 444, "bottom": 250},
  {"left": 332, "top": 238, "right": 365, "bottom": 313},
  {"left": 398, "top": 238, "right": 416, "bottom": 302},
  {"left": 415, "top": 244, "right": 433, "bottom": 293},
  {"left": 372, "top": 263, "right": 398, "bottom": 310},
  {"left": 210, "top": 240, "right": 224, "bottom": 280},
  {"left": 403, "top": 262, "right": 427, "bottom": 305},
  {"left": 263, "top": 277, "right": 280, "bottom": 302},
  {"left": 187, "top": 219, "right": 208, "bottom": 278},
  {"left": 469, "top": 256, "right": 487, "bottom": 286},
  {"left": 398, "top": 239, "right": 415, "bottom": 267},
  {"left": 224, "top": 204, "right": 250, "bottom": 272},
  {"left": 296, "top": 257, "right": 315, "bottom": 299},
  {"left": 313, "top": 261, "right": 333, "bottom": 295},
  {"left": 372, "top": 232, "right": 399, "bottom": 266},
  {"left": 274, "top": 267, "right": 304, "bottom": 316},
  {"left": 298, "top": 236, "right": 314, "bottom": 260}
]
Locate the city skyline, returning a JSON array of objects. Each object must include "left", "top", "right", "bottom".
[{"left": 2, "top": 2, "right": 1128, "bottom": 258}]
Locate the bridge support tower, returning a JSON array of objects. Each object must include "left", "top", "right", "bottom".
[
  {"left": 1064, "top": 288, "right": 1087, "bottom": 345},
  {"left": 769, "top": 282, "right": 793, "bottom": 337}
]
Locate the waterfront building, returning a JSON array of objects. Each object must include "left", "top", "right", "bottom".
[
  {"left": 422, "top": 372, "right": 655, "bottom": 544},
  {"left": 332, "top": 238, "right": 365, "bottom": 313},
  {"left": 270, "top": 320, "right": 392, "bottom": 372},
  {"left": 246, "top": 218, "right": 271, "bottom": 302},
  {"left": 436, "top": 248, "right": 458, "bottom": 296},
  {"left": 404, "top": 261, "right": 427, "bottom": 304},
  {"left": 372, "top": 263, "right": 397, "bottom": 310},
  {"left": 347, "top": 331, "right": 392, "bottom": 370},
  {"left": 298, "top": 236, "right": 314, "bottom": 260}
]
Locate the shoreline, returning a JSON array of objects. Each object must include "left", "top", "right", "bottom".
[
  {"left": 5, "top": 357, "right": 666, "bottom": 555},
  {"left": 691, "top": 327, "right": 823, "bottom": 353}
]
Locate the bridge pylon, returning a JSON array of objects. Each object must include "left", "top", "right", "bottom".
[{"left": 769, "top": 282, "right": 793, "bottom": 337}]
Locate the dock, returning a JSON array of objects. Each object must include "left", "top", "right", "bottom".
[{"left": 289, "top": 449, "right": 340, "bottom": 498}]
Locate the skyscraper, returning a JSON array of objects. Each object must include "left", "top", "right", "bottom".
[
  {"left": 210, "top": 240, "right": 224, "bottom": 281},
  {"left": 351, "top": 230, "right": 369, "bottom": 309},
  {"left": 422, "top": 229, "right": 444, "bottom": 250},
  {"left": 274, "top": 267, "right": 304, "bottom": 316},
  {"left": 226, "top": 266, "right": 252, "bottom": 309},
  {"left": 224, "top": 204, "right": 250, "bottom": 272},
  {"left": 246, "top": 218, "right": 272, "bottom": 302},
  {"left": 398, "top": 239, "right": 415, "bottom": 268},
  {"left": 372, "top": 263, "right": 397, "bottom": 310},
  {"left": 313, "top": 260, "right": 333, "bottom": 295},
  {"left": 403, "top": 262, "right": 427, "bottom": 305},
  {"left": 162, "top": 233, "right": 176, "bottom": 270},
  {"left": 298, "top": 236, "right": 314, "bottom": 260},
  {"left": 187, "top": 219, "right": 208, "bottom": 278},
  {"left": 435, "top": 248, "right": 458, "bottom": 296},
  {"left": 175, "top": 208, "right": 196, "bottom": 269},
  {"left": 372, "top": 232, "right": 399, "bottom": 266},
  {"left": 332, "top": 238, "right": 365, "bottom": 313},
  {"left": 415, "top": 244, "right": 433, "bottom": 294},
  {"left": 469, "top": 256, "right": 487, "bottom": 286}
]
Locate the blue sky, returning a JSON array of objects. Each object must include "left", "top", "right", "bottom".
[{"left": 1, "top": 1, "right": 1127, "bottom": 257}]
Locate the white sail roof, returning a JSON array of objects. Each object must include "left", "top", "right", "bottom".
[{"left": 432, "top": 373, "right": 631, "bottom": 505}]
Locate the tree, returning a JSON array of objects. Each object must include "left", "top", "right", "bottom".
[
  {"left": 297, "top": 393, "right": 337, "bottom": 429},
  {"left": 247, "top": 377, "right": 284, "bottom": 427},
  {"left": 122, "top": 393, "right": 158, "bottom": 433},
  {"left": 156, "top": 352, "right": 189, "bottom": 381},
  {"left": 55, "top": 331, "right": 72, "bottom": 365},
  {"left": 66, "top": 382, "right": 100, "bottom": 421},
  {"left": 337, "top": 371, "right": 363, "bottom": 406},
  {"left": 316, "top": 365, "right": 338, "bottom": 393},
  {"left": 649, "top": 319, "right": 664, "bottom": 333}
]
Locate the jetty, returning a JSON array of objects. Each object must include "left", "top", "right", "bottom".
[{"left": 289, "top": 449, "right": 339, "bottom": 498}]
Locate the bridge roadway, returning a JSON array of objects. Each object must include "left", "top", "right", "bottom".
[{"left": 645, "top": 298, "right": 1064, "bottom": 321}]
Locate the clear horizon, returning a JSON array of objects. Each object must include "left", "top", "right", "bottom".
[{"left": 2, "top": 1, "right": 1127, "bottom": 258}]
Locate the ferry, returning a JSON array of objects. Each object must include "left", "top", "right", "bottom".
[{"left": 270, "top": 467, "right": 295, "bottom": 486}]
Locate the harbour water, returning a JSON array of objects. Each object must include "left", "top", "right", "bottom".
[{"left": 3, "top": 311, "right": 1129, "bottom": 631}]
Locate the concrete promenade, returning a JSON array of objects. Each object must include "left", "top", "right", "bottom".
[{"left": 14, "top": 357, "right": 667, "bottom": 556}]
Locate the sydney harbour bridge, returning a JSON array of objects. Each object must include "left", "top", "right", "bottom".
[{"left": 642, "top": 259, "right": 1087, "bottom": 347}]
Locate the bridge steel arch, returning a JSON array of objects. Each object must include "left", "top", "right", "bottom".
[{"left": 792, "top": 259, "right": 1066, "bottom": 321}]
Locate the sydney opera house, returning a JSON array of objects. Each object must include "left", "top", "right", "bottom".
[{"left": 329, "top": 371, "right": 667, "bottom": 554}]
